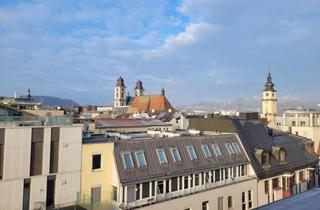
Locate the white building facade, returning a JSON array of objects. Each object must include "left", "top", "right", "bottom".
[{"left": 0, "top": 118, "right": 82, "bottom": 210}]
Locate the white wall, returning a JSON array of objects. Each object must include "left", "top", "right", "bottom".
[{"left": 0, "top": 125, "right": 82, "bottom": 210}]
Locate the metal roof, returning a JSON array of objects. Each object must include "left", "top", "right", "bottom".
[{"left": 114, "top": 134, "right": 249, "bottom": 185}]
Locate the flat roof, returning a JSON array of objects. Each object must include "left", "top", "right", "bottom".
[{"left": 256, "top": 188, "right": 320, "bottom": 210}]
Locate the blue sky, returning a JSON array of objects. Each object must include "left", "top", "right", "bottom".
[{"left": 0, "top": 0, "right": 319, "bottom": 105}]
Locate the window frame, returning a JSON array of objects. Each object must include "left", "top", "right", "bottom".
[
  {"left": 92, "top": 153, "right": 102, "bottom": 171},
  {"left": 170, "top": 147, "right": 182, "bottom": 162},
  {"left": 232, "top": 143, "right": 241, "bottom": 154},
  {"left": 226, "top": 143, "right": 235, "bottom": 155},
  {"left": 187, "top": 146, "right": 198, "bottom": 160},
  {"left": 157, "top": 149, "right": 168, "bottom": 164},
  {"left": 202, "top": 145, "right": 212, "bottom": 158},
  {"left": 122, "top": 152, "right": 134, "bottom": 170},
  {"left": 212, "top": 144, "right": 222, "bottom": 157},
  {"left": 135, "top": 151, "right": 147, "bottom": 168}
]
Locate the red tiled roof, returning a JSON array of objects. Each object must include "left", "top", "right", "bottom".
[{"left": 128, "top": 94, "right": 174, "bottom": 113}]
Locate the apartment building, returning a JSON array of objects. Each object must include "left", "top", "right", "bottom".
[
  {"left": 0, "top": 116, "right": 82, "bottom": 210},
  {"left": 80, "top": 134, "right": 115, "bottom": 210},
  {"left": 273, "top": 107, "right": 320, "bottom": 153},
  {"left": 189, "top": 117, "right": 318, "bottom": 207},
  {"left": 112, "top": 134, "right": 257, "bottom": 210}
]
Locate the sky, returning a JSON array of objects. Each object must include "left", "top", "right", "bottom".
[{"left": 0, "top": 0, "right": 319, "bottom": 106}]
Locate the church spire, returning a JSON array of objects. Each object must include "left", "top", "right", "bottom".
[
  {"left": 264, "top": 70, "right": 276, "bottom": 92},
  {"left": 161, "top": 87, "right": 165, "bottom": 96}
]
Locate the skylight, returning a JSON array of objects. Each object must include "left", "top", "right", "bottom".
[
  {"left": 157, "top": 149, "right": 168, "bottom": 164},
  {"left": 232, "top": 143, "right": 241, "bottom": 154},
  {"left": 226, "top": 143, "right": 235, "bottom": 155},
  {"left": 122, "top": 152, "right": 134, "bottom": 169},
  {"left": 135, "top": 151, "right": 147, "bottom": 167},
  {"left": 202, "top": 145, "right": 212, "bottom": 158},
  {"left": 170, "top": 148, "right": 181, "bottom": 162},
  {"left": 212, "top": 144, "right": 222, "bottom": 157},
  {"left": 187, "top": 146, "right": 198, "bottom": 160}
]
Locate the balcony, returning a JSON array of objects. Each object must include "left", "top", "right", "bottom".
[{"left": 120, "top": 175, "right": 254, "bottom": 209}]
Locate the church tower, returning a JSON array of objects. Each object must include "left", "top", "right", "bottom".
[
  {"left": 134, "top": 80, "right": 144, "bottom": 96},
  {"left": 261, "top": 71, "right": 277, "bottom": 122},
  {"left": 114, "top": 76, "right": 127, "bottom": 108}
]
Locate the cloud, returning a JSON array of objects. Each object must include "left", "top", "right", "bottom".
[{"left": 0, "top": 0, "right": 319, "bottom": 105}]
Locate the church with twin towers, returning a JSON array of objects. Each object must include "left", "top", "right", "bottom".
[{"left": 113, "top": 77, "right": 173, "bottom": 114}]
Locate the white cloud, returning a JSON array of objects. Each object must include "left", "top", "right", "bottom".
[{"left": 145, "top": 22, "right": 217, "bottom": 57}]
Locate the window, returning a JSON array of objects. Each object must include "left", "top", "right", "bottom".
[
  {"left": 242, "top": 192, "right": 246, "bottom": 210},
  {"left": 215, "top": 169, "right": 220, "bottom": 182},
  {"left": 292, "top": 121, "right": 296, "bottom": 126},
  {"left": 232, "top": 143, "right": 241, "bottom": 154},
  {"left": 226, "top": 143, "right": 235, "bottom": 155},
  {"left": 187, "top": 146, "right": 198, "bottom": 160},
  {"left": 225, "top": 168, "right": 229, "bottom": 180},
  {"left": 157, "top": 181, "right": 164, "bottom": 194},
  {"left": 264, "top": 180, "right": 269, "bottom": 193},
  {"left": 212, "top": 144, "right": 222, "bottom": 157},
  {"left": 299, "top": 171, "right": 304, "bottom": 181},
  {"left": 135, "top": 151, "right": 147, "bottom": 167},
  {"left": 170, "top": 148, "right": 181, "bottom": 162},
  {"left": 136, "top": 184, "right": 141, "bottom": 200},
  {"left": 248, "top": 190, "right": 252, "bottom": 208},
  {"left": 272, "top": 178, "right": 279, "bottom": 189},
  {"left": 184, "top": 176, "right": 189, "bottom": 189},
  {"left": 228, "top": 196, "right": 233, "bottom": 208},
  {"left": 202, "top": 201, "right": 209, "bottom": 210},
  {"left": 301, "top": 121, "right": 306, "bottom": 126},
  {"left": 123, "top": 152, "right": 134, "bottom": 169},
  {"left": 261, "top": 152, "right": 269, "bottom": 165},
  {"left": 171, "top": 177, "right": 178, "bottom": 192},
  {"left": 112, "top": 186, "right": 117, "bottom": 201},
  {"left": 92, "top": 154, "right": 101, "bottom": 170},
  {"left": 157, "top": 149, "right": 168, "bottom": 164},
  {"left": 142, "top": 182, "right": 149, "bottom": 198},
  {"left": 195, "top": 174, "right": 200, "bottom": 186},
  {"left": 202, "top": 145, "right": 212, "bottom": 158}
]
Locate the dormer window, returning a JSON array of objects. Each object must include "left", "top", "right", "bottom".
[
  {"left": 255, "top": 149, "right": 270, "bottom": 167},
  {"left": 261, "top": 152, "right": 270, "bottom": 166},
  {"left": 232, "top": 143, "right": 241, "bottom": 154},
  {"left": 226, "top": 143, "right": 235, "bottom": 155},
  {"left": 135, "top": 151, "right": 147, "bottom": 167},
  {"left": 122, "top": 152, "right": 134, "bottom": 170},
  {"left": 202, "top": 145, "right": 212, "bottom": 158},
  {"left": 157, "top": 149, "right": 168, "bottom": 164},
  {"left": 279, "top": 149, "right": 286, "bottom": 162},
  {"left": 272, "top": 146, "right": 286, "bottom": 163},
  {"left": 212, "top": 144, "right": 222, "bottom": 157},
  {"left": 187, "top": 146, "right": 198, "bottom": 160},
  {"left": 170, "top": 148, "right": 181, "bottom": 162}
]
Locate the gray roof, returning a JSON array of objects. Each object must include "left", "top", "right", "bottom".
[
  {"left": 189, "top": 118, "right": 318, "bottom": 179},
  {"left": 233, "top": 120, "right": 317, "bottom": 179},
  {"left": 256, "top": 188, "right": 320, "bottom": 210},
  {"left": 114, "top": 134, "right": 249, "bottom": 185}
]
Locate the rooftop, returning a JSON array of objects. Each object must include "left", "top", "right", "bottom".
[
  {"left": 114, "top": 133, "right": 249, "bottom": 185},
  {"left": 0, "top": 115, "right": 73, "bottom": 127},
  {"left": 256, "top": 188, "right": 320, "bottom": 210}
]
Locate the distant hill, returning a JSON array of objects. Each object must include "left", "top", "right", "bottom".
[{"left": 34, "top": 96, "right": 79, "bottom": 107}]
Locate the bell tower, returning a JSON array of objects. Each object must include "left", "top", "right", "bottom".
[
  {"left": 114, "top": 76, "right": 127, "bottom": 108},
  {"left": 261, "top": 70, "right": 277, "bottom": 122},
  {"left": 134, "top": 80, "right": 144, "bottom": 96}
]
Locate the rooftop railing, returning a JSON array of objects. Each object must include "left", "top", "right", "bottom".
[{"left": 0, "top": 116, "right": 73, "bottom": 127}]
